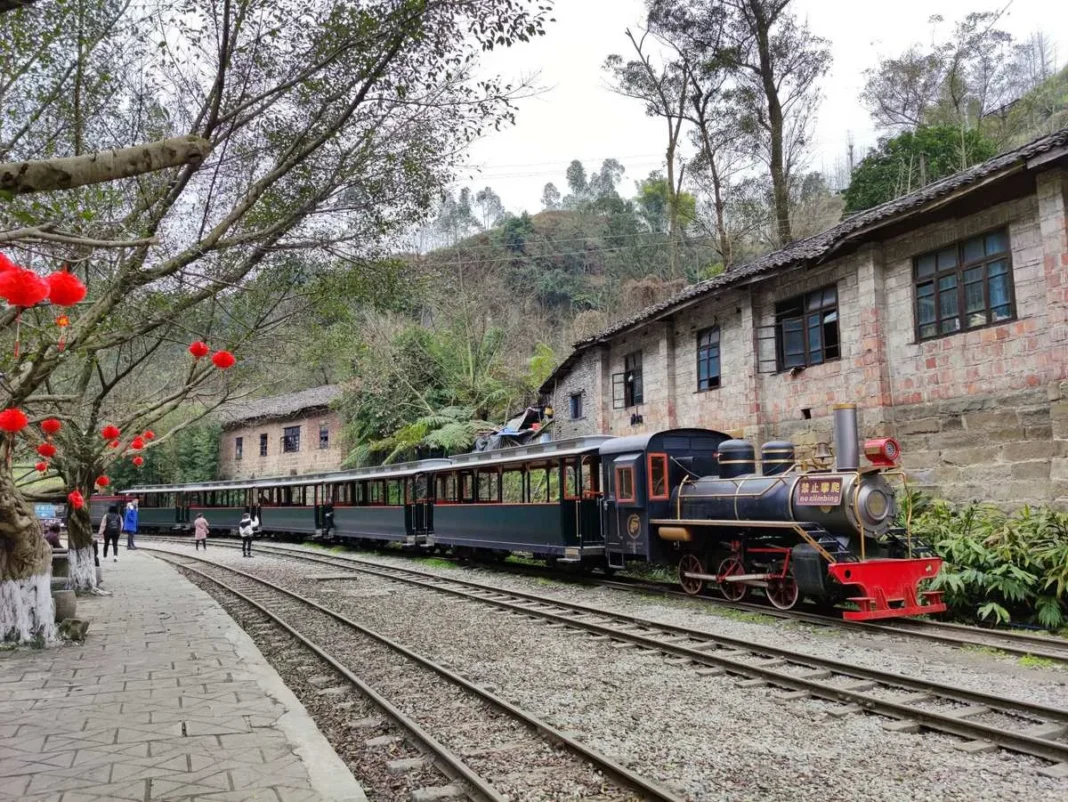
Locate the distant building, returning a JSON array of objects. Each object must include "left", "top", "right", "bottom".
[
  {"left": 541, "top": 127, "right": 1068, "bottom": 509},
  {"left": 218, "top": 386, "right": 344, "bottom": 480}
]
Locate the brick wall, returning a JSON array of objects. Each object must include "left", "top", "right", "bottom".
[
  {"left": 218, "top": 411, "right": 345, "bottom": 480},
  {"left": 549, "top": 170, "right": 1068, "bottom": 509}
]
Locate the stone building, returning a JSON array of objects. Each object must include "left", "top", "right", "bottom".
[
  {"left": 542, "top": 128, "right": 1068, "bottom": 508},
  {"left": 218, "top": 386, "right": 345, "bottom": 480}
]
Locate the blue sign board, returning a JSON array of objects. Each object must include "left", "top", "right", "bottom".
[{"left": 34, "top": 503, "right": 58, "bottom": 520}]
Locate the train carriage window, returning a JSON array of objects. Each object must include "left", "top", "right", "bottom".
[
  {"left": 476, "top": 470, "right": 500, "bottom": 503},
  {"left": 547, "top": 466, "right": 561, "bottom": 503},
  {"left": 386, "top": 480, "right": 402, "bottom": 506},
  {"left": 581, "top": 456, "right": 601, "bottom": 497},
  {"left": 564, "top": 461, "right": 580, "bottom": 500},
  {"left": 615, "top": 466, "right": 636, "bottom": 503},
  {"left": 648, "top": 454, "right": 669, "bottom": 501},
  {"left": 502, "top": 469, "right": 525, "bottom": 503},
  {"left": 460, "top": 472, "right": 474, "bottom": 503},
  {"left": 528, "top": 467, "right": 548, "bottom": 503}
]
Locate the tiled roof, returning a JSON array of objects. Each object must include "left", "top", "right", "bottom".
[
  {"left": 219, "top": 385, "right": 342, "bottom": 425},
  {"left": 540, "top": 125, "right": 1068, "bottom": 393}
]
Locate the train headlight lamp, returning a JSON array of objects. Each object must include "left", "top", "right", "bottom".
[
  {"left": 864, "top": 437, "right": 900, "bottom": 467},
  {"left": 862, "top": 487, "right": 890, "bottom": 523}
]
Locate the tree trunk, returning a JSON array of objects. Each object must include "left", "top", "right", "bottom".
[
  {"left": 66, "top": 493, "right": 97, "bottom": 592},
  {"left": 755, "top": 19, "right": 792, "bottom": 246},
  {"left": 0, "top": 467, "right": 55, "bottom": 644}
]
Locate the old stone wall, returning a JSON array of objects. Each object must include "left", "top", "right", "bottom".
[{"left": 218, "top": 411, "right": 345, "bottom": 480}]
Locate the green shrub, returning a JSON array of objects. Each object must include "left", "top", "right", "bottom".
[{"left": 906, "top": 497, "right": 1068, "bottom": 631}]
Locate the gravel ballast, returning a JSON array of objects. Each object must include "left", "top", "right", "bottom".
[{"left": 157, "top": 543, "right": 1068, "bottom": 801}]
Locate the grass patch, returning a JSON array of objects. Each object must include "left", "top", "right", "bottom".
[
  {"left": 534, "top": 577, "right": 565, "bottom": 588},
  {"left": 961, "top": 644, "right": 1011, "bottom": 659},
  {"left": 1017, "top": 654, "right": 1061, "bottom": 669},
  {"left": 708, "top": 606, "right": 777, "bottom": 626},
  {"left": 413, "top": 557, "right": 456, "bottom": 570}
]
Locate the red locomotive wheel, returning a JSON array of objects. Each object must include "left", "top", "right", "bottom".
[
  {"left": 717, "top": 557, "right": 748, "bottom": 602},
  {"left": 678, "top": 553, "right": 706, "bottom": 595},
  {"left": 766, "top": 572, "right": 800, "bottom": 610}
]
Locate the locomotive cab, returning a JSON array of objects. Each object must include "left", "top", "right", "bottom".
[{"left": 601, "top": 429, "right": 730, "bottom": 570}]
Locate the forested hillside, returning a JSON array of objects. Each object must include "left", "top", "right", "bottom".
[{"left": 239, "top": 4, "right": 1068, "bottom": 471}]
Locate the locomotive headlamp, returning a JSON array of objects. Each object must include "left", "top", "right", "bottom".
[
  {"left": 863, "top": 437, "right": 900, "bottom": 467},
  {"left": 863, "top": 487, "right": 890, "bottom": 522}
]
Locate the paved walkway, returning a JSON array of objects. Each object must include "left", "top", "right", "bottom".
[{"left": 0, "top": 551, "right": 366, "bottom": 802}]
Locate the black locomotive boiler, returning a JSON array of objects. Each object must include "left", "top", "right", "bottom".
[{"left": 646, "top": 404, "right": 946, "bottom": 620}]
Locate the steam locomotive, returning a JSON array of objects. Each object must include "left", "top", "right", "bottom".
[{"left": 118, "top": 403, "right": 946, "bottom": 621}]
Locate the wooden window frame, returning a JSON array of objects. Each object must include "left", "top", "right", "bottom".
[
  {"left": 259, "top": 433, "right": 268, "bottom": 457},
  {"left": 282, "top": 425, "right": 301, "bottom": 453},
  {"left": 696, "top": 326, "right": 721, "bottom": 391},
  {"left": 615, "top": 466, "right": 636, "bottom": 503},
  {"left": 774, "top": 285, "right": 840, "bottom": 372},
  {"left": 913, "top": 228, "right": 1015, "bottom": 342},
  {"left": 318, "top": 425, "right": 329, "bottom": 449},
  {"left": 235, "top": 436, "right": 243, "bottom": 461},
  {"left": 624, "top": 351, "right": 643, "bottom": 406},
  {"left": 568, "top": 392, "right": 584, "bottom": 420},
  {"left": 647, "top": 453, "right": 669, "bottom": 501}
]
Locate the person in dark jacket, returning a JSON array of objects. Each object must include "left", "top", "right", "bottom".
[
  {"left": 123, "top": 498, "right": 139, "bottom": 550},
  {"left": 43, "top": 523, "right": 62, "bottom": 549},
  {"left": 99, "top": 505, "right": 122, "bottom": 561}
]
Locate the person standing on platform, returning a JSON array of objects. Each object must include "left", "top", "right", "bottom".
[
  {"left": 43, "top": 523, "right": 62, "bottom": 549},
  {"left": 194, "top": 512, "right": 209, "bottom": 551},
  {"left": 123, "top": 498, "right": 139, "bottom": 550},
  {"left": 99, "top": 505, "right": 122, "bottom": 561},
  {"left": 239, "top": 510, "right": 255, "bottom": 557}
]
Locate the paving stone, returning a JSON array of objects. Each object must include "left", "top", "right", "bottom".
[{"left": 0, "top": 552, "right": 365, "bottom": 802}]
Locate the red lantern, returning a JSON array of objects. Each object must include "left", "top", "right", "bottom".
[
  {"left": 101, "top": 424, "right": 120, "bottom": 440},
  {"left": 36, "top": 443, "right": 56, "bottom": 458},
  {"left": 211, "top": 350, "right": 236, "bottom": 369},
  {"left": 0, "top": 408, "right": 29, "bottom": 433},
  {"left": 35, "top": 461, "right": 48, "bottom": 473},
  {"left": 95, "top": 475, "right": 110, "bottom": 488},
  {"left": 45, "top": 269, "right": 87, "bottom": 307},
  {"left": 143, "top": 430, "right": 155, "bottom": 440},
  {"left": 67, "top": 489, "right": 85, "bottom": 510},
  {"left": 0, "top": 253, "right": 18, "bottom": 273},
  {"left": 0, "top": 267, "right": 49, "bottom": 308},
  {"left": 41, "top": 418, "right": 62, "bottom": 436},
  {"left": 132, "top": 455, "right": 144, "bottom": 467},
  {"left": 108, "top": 439, "right": 120, "bottom": 449},
  {"left": 189, "top": 341, "right": 210, "bottom": 359},
  {"left": 130, "top": 436, "right": 145, "bottom": 450}
]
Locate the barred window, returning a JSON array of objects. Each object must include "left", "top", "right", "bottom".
[
  {"left": 568, "top": 392, "right": 583, "bottom": 420},
  {"left": 775, "top": 285, "right": 839, "bottom": 371},
  {"left": 914, "top": 229, "right": 1013, "bottom": 341},
  {"left": 319, "top": 425, "right": 329, "bottom": 449},
  {"left": 696, "top": 326, "right": 721, "bottom": 390},
  {"left": 282, "top": 426, "right": 300, "bottom": 453},
  {"left": 259, "top": 433, "right": 268, "bottom": 457}
]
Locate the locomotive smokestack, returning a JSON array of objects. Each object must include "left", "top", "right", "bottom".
[{"left": 833, "top": 403, "right": 859, "bottom": 472}]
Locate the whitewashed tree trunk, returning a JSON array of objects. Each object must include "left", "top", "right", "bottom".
[
  {"left": 0, "top": 573, "right": 54, "bottom": 644},
  {"left": 0, "top": 463, "right": 56, "bottom": 644},
  {"left": 66, "top": 546, "right": 97, "bottom": 592}
]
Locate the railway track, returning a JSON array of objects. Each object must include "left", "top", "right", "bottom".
[
  {"left": 144, "top": 541, "right": 1068, "bottom": 777},
  {"left": 150, "top": 549, "right": 684, "bottom": 802},
  {"left": 142, "top": 534, "right": 1068, "bottom": 666}
]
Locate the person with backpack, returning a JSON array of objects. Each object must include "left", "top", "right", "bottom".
[
  {"left": 123, "top": 498, "right": 139, "bottom": 550},
  {"left": 99, "top": 505, "right": 122, "bottom": 561},
  {"left": 239, "top": 510, "right": 255, "bottom": 557},
  {"left": 193, "top": 512, "right": 209, "bottom": 551}
]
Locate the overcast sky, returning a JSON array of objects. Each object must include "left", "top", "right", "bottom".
[{"left": 453, "top": 0, "right": 1068, "bottom": 214}]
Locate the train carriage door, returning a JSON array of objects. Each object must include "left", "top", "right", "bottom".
[
  {"left": 410, "top": 472, "right": 433, "bottom": 536},
  {"left": 604, "top": 454, "right": 646, "bottom": 559}
]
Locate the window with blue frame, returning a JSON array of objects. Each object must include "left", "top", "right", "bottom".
[
  {"left": 696, "top": 326, "right": 721, "bottom": 390},
  {"left": 775, "top": 286, "right": 839, "bottom": 371},
  {"left": 914, "top": 229, "right": 1014, "bottom": 341}
]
